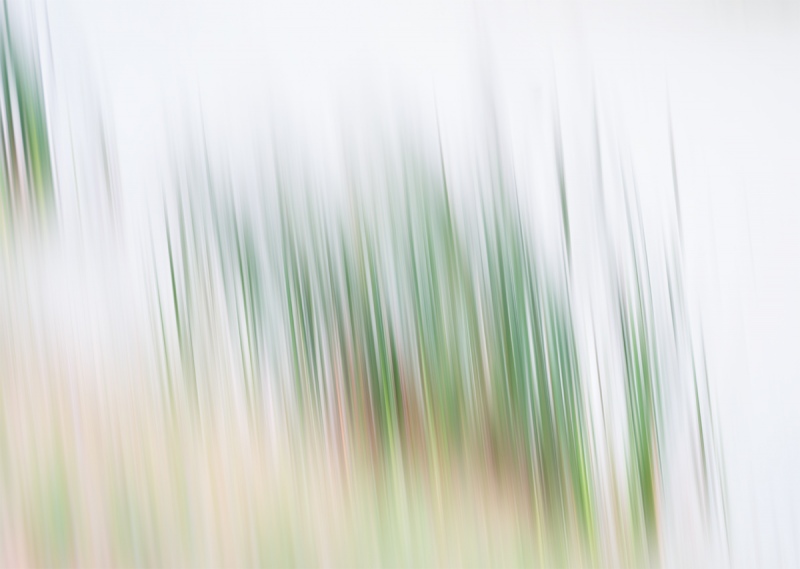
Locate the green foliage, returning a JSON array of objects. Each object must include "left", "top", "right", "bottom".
[
  {"left": 0, "top": 1, "right": 53, "bottom": 231},
  {"left": 151, "top": 122, "right": 721, "bottom": 563}
]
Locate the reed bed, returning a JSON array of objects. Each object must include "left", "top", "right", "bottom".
[
  {"left": 0, "top": 6, "right": 726, "bottom": 564},
  {"left": 133, "top": 119, "right": 725, "bottom": 565}
]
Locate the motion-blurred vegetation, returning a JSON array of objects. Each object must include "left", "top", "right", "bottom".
[
  {"left": 0, "top": 0, "right": 52, "bottom": 235},
  {"left": 145, "top": 117, "right": 725, "bottom": 565}
]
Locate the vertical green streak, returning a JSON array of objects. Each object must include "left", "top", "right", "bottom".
[{"left": 0, "top": 0, "right": 53, "bottom": 234}]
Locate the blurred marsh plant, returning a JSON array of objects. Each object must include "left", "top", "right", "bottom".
[
  {"left": 140, "top": 108, "right": 724, "bottom": 565},
  {"left": 0, "top": 0, "right": 52, "bottom": 236},
  {"left": 150, "top": 147, "right": 271, "bottom": 428},
  {"left": 0, "top": 0, "right": 730, "bottom": 562}
]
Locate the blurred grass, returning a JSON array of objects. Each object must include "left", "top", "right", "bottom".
[
  {"left": 0, "top": 23, "right": 724, "bottom": 558},
  {"left": 136, "top": 112, "right": 726, "bottom": 564},
  {"left": 0, "top": 0, "right": 52, "bottom": 235}
]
